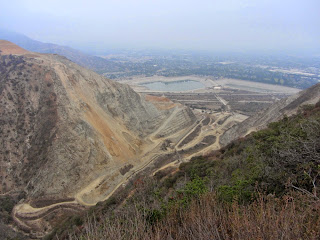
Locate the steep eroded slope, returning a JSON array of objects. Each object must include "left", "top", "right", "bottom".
[{"left": 0, "top": 41, "right": 197, "bottom": 236}]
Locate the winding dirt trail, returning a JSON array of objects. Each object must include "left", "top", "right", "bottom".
[
  {"left": 14, "top": 106, "right": 185, "bottom": 229},
  {"left": 13, "top": 108, "right": 248, "bottom": 237}
]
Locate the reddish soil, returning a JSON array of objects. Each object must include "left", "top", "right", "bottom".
[
  {"left": 145, "top": 94, "right": 176, "bottom": 110},
  {"left": 0, "top": 40, "right": 30, "bottom": 55}
]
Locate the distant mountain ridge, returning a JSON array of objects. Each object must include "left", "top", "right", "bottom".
[{"left": 0, "top": 29, "right": 119, "bottom": 73}]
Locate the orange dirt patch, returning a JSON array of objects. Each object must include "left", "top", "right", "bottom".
[
  {"left": 145, "top": 95, "right": 171, "bottom": 103},
  {"left": 83, "top": 103, "right": 135, "bottom": 159},
  {"left": 0, "top": 40, "right": 30, "bottom": 55},
  {"left": 145, "top": 94, "right": 177, "bottom": 110}
]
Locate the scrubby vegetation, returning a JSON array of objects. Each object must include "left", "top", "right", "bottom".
[
  {"left": 0, "top": 193, "right": 27, "bottom": 240},
  {"left": 48, "top": 101, "right": 320, "bottom": 240},
  {"left": 0, "top": 195, "right": 16, "bottom": 224}
]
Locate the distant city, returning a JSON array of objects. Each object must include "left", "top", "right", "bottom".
[{"left": 100, "top": 49, "right": 320, "bottom": 89}]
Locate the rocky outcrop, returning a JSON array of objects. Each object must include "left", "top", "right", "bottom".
[{"left": 220, "top": 83, "right": 320, "bottom": 146}]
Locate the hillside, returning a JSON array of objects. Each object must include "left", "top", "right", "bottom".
[
  {"left": 220, "top": 82, "right": 320, "bottom": 146},
  {"left": 1, "top": 40, "right": 319, "bottom": 238},
  {"left": 51, "top": 99, "right": 320, "bottom": 240},
  {"left": 0, "top": 29, "right": 119, "bottom": 73},
  {"left": 0, "top": 41, "right": 197, "bottom": 238}
]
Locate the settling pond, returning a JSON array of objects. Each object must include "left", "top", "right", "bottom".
[{"left": 140, "top": 80, "right": 205, "bottom": 92}]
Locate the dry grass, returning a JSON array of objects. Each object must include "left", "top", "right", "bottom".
[
  {"left": 157, "top": 193, "right": 320, "bottom": 240},
  {"left": 67, "top": 192, "right": 320, "bottom": 240}
]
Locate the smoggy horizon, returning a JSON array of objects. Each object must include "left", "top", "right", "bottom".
[{"left": 1, "top": 0, "right": 319, "bottom": 55}]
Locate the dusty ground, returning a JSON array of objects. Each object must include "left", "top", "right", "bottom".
[
  {"left": 12, "top": 98, "right": 197, "bottom": 237},
  {"left": 117, "top": 75, "right": 301, "bottom": 94},
  {"left": 214, "top": 78, "right": 300, "bottom": 94},
  {"left": 12, "top": 103, "right": 246, "bottom": 238},
  {"left": 152, "top": 111, "right": 248, "bottom": 175}
]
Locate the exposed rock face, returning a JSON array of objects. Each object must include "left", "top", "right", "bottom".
[
  {"left": 220, "top": 83, "right": 320, "bottom": 146},
  {"left": 0, "top": 41, "right": 196, "bottom": 201}
]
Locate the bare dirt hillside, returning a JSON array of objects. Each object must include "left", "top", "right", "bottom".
[
  {"left": 0, "top": 41, "right": 197, "bottom": 237},
  {"left": 0, "top": 40, "right": 29, "bottom": 55}
]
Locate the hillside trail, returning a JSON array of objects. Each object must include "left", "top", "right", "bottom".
[
  {"left": 13, "top": 105, "right": 187, "bottom": 213},
  {"left": 12, "top": 107, "right": 247, "bottom": 233},
  {"left": 13, "top": 109, "right": 246, "bottom": 219},
  {"left": 74, "top": 103, "right": 202, "bottom": 206},
  {"left": 12, "top": 111, "right": 246, "bottom": 239},
  {"left": 13, "top": 200, "right": 78, "bottom": 214}
]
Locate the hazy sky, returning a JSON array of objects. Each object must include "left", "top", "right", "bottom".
[{"left": 1, "top": 0, "right": 319, "bottom": 53}]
